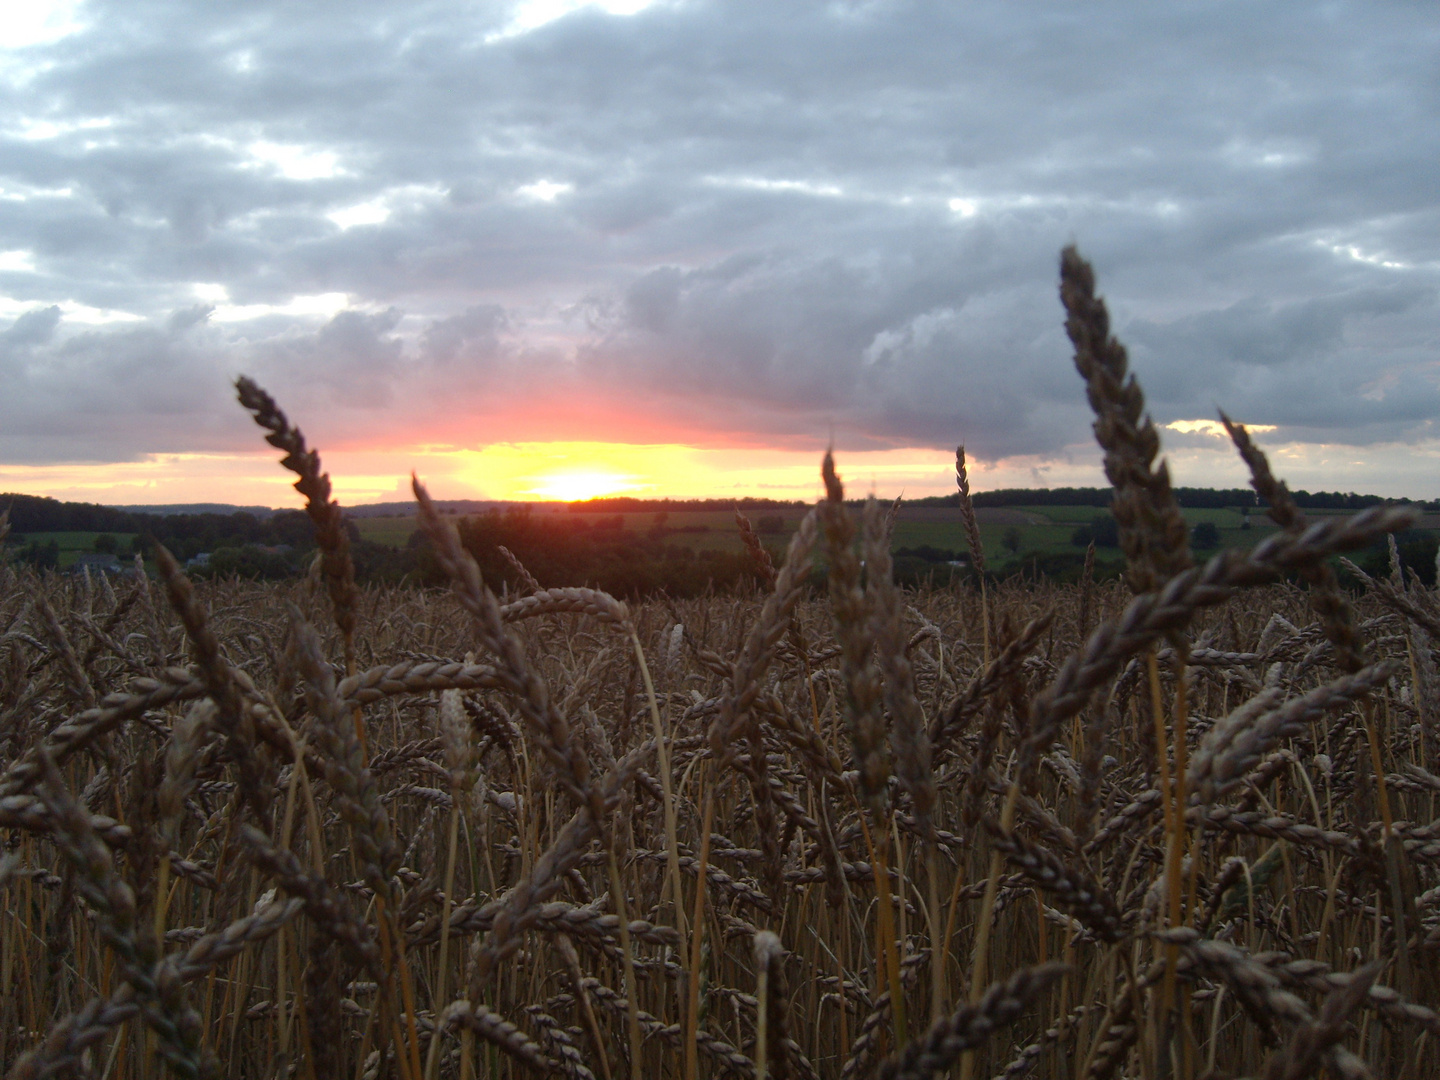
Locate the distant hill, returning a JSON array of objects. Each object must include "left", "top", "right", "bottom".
[
  {"left": 110, "top": 503, "right": 280, "bottom": 518},
  {"left": 565, "top": 487, "right": 1426, "bottom": 512},
  {"left": 905, "top": 486, "right": 1425, "bottom": 512},
  {"left": 343, "top": 499, "right": 557, "bottom": 518},
  {"left": 108, "top": 499, "right": 534, "bottom": 519},
  {"left": 565, "top": 496, "right": 807, "bottom": 513},
  {"left": 0, "top": 492, "right": 548, "bottom": 534}
]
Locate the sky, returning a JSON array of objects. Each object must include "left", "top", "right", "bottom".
[{"left": 1, "top": 0, "right": 1437, "bottom": 508}]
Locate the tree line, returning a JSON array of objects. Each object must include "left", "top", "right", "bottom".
[{"left": 905, "top": 486, "right": 1417, "bottom": 510}]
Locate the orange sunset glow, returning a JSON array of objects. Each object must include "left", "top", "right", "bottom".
[
  {"left": 6, "top": 425, "right": 1435, "bottom": 509},
  {"left": 0, "top": 442, "right": 1000, "bottom": 507}
]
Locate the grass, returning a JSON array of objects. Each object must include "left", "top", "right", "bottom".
[
  {"left": 355, "top": 516, "right": 420, "bottom": 546},
  {"left": 9, "top": 530, "right": 138, "bottom": 568},
  {"left": 2, "top": 248, "right": 1437, "bottom": 1080}
]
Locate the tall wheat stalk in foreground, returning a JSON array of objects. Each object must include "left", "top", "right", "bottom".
[{"left": 2, "top": 248, "right": 1437, "bottom": 1080}]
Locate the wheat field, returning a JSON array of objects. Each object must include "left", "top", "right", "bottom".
[{"left": 2, "top": 249, "right": 1437, "bottom": 1080}]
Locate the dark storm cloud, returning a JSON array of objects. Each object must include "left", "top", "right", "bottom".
[{"left": 1, "top": 0, "right": 1436, "bottom": 467}]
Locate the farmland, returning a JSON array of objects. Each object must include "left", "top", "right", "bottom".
[
  {"left": 4, "top": 486, "right": 1439, "bottom": 1079},
  {"left": 348, "top": 502, "right": 1291, "bottom": 577}
]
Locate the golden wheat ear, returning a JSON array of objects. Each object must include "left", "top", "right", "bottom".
[
  {"left": 235, "top": 376, "right": 358, "bottom": 665},
  {"left": 1061, "top": 246, "right": 1191, "bottom": 596}
]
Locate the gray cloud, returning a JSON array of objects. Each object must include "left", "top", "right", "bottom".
[
  {"left": 421, "top": 304, "right": 507, "bottom": 365},
  {"left": 0, "top": 312, "right": 247, "bottom": 462},
  {"left": 1, "top": 305, "right": 61, "bottom": 347},
  {"left": 1, "top": 0, "right": 1437, "bottom": 477}
]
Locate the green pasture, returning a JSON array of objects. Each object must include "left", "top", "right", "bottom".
[
  {"left": 6, "top": 531, "right": 139, "bottom": 569},
  {"left": 354, "top": 516, "right": 418, "bottom": 546}
]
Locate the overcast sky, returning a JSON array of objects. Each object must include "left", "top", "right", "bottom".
[{"left": 2, "top": 0, "right": 1437, "bottom": 504}]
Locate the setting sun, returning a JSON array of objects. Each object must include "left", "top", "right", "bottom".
[{"left": 526, "top": 470, "right": 639, "bottom": 501}]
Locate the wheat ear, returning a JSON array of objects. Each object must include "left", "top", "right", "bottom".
[
  {"left": 819, "top": 453, "right": 904, "bottom": 1044},
  {"left": 955, "top": 445, "right": 990, "bottom": 662},
  {"left": 1222, "top": 411, "right": 1366, "bottom": 673},
  {"left": 235, "top": 376, "right": 359, "bottom": 667},
  {"left": 877, "top": 964, "right": 1069, "bottom": 1080},
  {"left": 1060, "top": 246, "right": 1191, "bottom": 596}
]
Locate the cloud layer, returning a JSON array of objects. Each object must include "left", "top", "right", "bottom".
[{"left": 2, "top": 0, "right": 1437, "bottom": 490}]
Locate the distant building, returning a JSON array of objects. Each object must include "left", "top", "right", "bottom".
[
  {"left": 186, "top": 552, "right": 212, "bottom": 570},
  {"left": 71, "top": 553, "right": 123, "bottom": 575}
]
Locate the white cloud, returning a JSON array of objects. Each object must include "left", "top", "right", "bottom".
[
  {"left": 329, "top": 184, "right": 446, "bottom": 228},
  {"left": 211, "top": 293, "right": 351, "bottom": 322},
  {"left": 0, "top": 250, "right": 38, "bottom": 273},
  {"left": 0, "top": 299, "right": 40, "bottom": 319},
  {"left": 8, "top": 115, "right": 112, "bottom": 141},
  {"left": 245, "top": 141, "right": 344, "bottom": 181},
  {"left": 0, "top": 297, "right": 141, "bottom": 323},
  {"left": 516, "top": 179, "right": 573, "bottom": 202},
  {"left": 1323, "top": 241, "right": 1411, "bottom": 271},
  {"left": 0, "top": 0, "right": 88, "bottom": 49},
  {"left": 1165, "top": 419, "right": 1276, "bottom": 438},
  {"left": 712, "top": 176, "right": 845, "bottom": 198},
  {"left": 0, "top": 182, "right": 74, "bottom": 202},
  {"left": 486, "top": 0, "right": 664, "bottom": 42},
  {"left": 329, "top": 200, "right": 391, "bottom": 229},
  {"left": 60, "top": 304, "right": 143, "bottom": 324}
]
